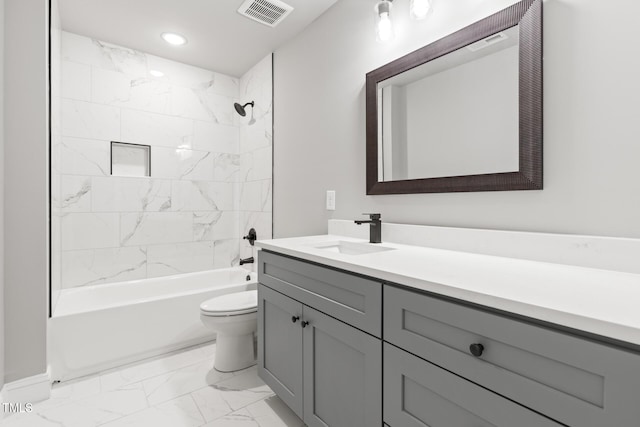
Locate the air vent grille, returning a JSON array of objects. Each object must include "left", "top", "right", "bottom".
[{"left": 237, "top": 0, "right": 294, "bottom": 27}]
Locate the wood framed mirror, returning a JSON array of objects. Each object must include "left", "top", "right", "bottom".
[{"left": 365, "top": 0, "right": 542, "bottom": 195}]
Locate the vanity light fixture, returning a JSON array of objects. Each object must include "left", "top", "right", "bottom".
[
  {"left": 161, "top": 32, "right": 187, "bottom": 46},
  {"left": 410, "top": 0, "right": 432, "bottom": 20},
  {"left": 149, "top": 70, "right": 164, "bottom": 77},
  {"left": 375, "top": 0, "right": 395, "bottom": 43}
]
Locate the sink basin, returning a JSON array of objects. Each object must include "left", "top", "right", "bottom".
[{"left": 309, "top": 240, "right": 395, "bottom": 256}]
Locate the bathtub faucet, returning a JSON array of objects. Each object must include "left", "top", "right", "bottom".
[{"left": 239, "top": 257, "right": 254, "bottom": 266}]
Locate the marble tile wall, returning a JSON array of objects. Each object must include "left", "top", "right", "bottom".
[
  {"left": 238, "top": 55, "right": 273, "bottom": 273},
  {"left": 52, "top": 32, "right": 272, "bottom": 292}
]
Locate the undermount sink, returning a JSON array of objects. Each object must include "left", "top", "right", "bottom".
[{"left": 309, "top": 240, "right": 396, "bottom": 256}]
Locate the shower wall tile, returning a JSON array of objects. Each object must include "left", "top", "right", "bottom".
[
  {"left": 260, "top": 180, "right": 272, "bottom": 213},
  {"left": 120, "top": 212, "right": 193, "bottom": 247},
  {"left": 61, "top": 31, "right": 107, "bottom": 68},
  {"left": 61, "top": 213, "right": 120, "bottom": 250},
  {"left": 213, "top": 239, "right": 241, "bottom": 269},
  {"left": 146, "top": 54, "right": 239, "bottom": 98},
  {"left": 213, "top": 153, "right": 241, "bottom": 182},
  {"left": 61, "top": 247, "right": 147, "bottom": 288},
  {"left": 91, "top": 177, "right": 171, "bottom": 213},
  {"left": 147, "top": 242, "right": 215, "bottom": 278},
  {"left": 239, "top": 181, "right": 264, "bottom": 212},
  {"left": 240, "top": 147, "right": 272, "bottom": 182},
  {"left": 54, "top": 32, "right": 272, "bottom": 291},
  {"left": 171, "top": 181, "right": 234, "bottom": 212},
  {"left": 92, "top": 68, "right": 172, "bottom": 115},
  {"left": 193, "top": 211, "right": 239, "bottom": 241},
  {"left": 61, "top": 60, "right": 91, "bottom": 101},
  {"left": 170, "top": 86, "right": 215, "bottom": 122},
  {"left": 60, "top": 175, "right": 92, "bottom": 212},
  {"left": 61, "top": 137, "right": 111, "bottom": 176},
  {"left": 239, "top": 116, "right": 272, "bottom": 154},
  {"left": 197, "top": 92, "right": 236, "bottom": 126},
  {"left": 151, "top": 147, "right": 214, "bottom": 181},
  {"left": 121, "top": 109, "right": 193, "bottom": 149},
  {"left": 62, "top": 99, "right": 120, "bottom": 141},
  {"left": 193, "top": 121, "right": 239, "bottom": 154},
  {"left": 241, "top": 212, "right": 273, "bottom": 241}
]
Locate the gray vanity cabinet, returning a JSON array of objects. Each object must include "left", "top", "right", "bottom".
[
  {"left": 257, "top": 284, "right": 304, "bottom": 418},
  {"left": 384, "top": 285, "right": 640, "bottom": 427},
  {"left": 257, "top": 251, "right": 383, "bottom": 427},
  {"left": 384, "top": 343, "right": 561, "bottom": 427},
  {"left": 302, "top": 305, "right": 381, "bottom": 427}
]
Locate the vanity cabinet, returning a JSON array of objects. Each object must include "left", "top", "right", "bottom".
[
  {"left": 384, "top": 285, "right": 640, "bottom": 427},
  {"left": 257, "top": 251, "right": 382, "bottom": 427},
  {"left": 258, "top": 249, "right": 640, "bottom": 427},
  {"left": 384, "top": 343, "right": 561, "bottom": 427}
]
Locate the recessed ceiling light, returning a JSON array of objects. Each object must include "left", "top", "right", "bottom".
[
  {"left": 161, "top": 32, "right": 187, "bottom": 46},
  {"left": 149, "top": 70, "right": 164, "bottom": 77}
]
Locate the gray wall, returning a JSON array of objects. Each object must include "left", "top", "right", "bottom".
[
  {"left": 0, "top": 0, "right": 5, "bottom": 389},
  {"left": 273, "top": 0, "right": 640, "bottom": 239},
  {"left": 3, "top": 0, "right": 49, "bottom": 383}
]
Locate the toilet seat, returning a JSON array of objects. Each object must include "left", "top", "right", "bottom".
[{"left": 200, "top": 290, "right": 258, "bottom": 317}]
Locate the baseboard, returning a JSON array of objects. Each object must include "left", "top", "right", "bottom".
[{"left": 0, "top": 372, "right": 50, "bottom": 405}]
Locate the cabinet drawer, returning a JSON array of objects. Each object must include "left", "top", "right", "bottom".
[
  {"left": 384, "top": 285, "right": 640, "bottom": 427},
  {"left": 258, "top": 251, "right": 381, "bottom": 337},
  {"left": 384, "top": 343, "right": 561, "bottom": 427}
]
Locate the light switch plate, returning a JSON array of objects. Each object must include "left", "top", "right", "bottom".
[{"left": 326, "top": 190, "right": 336, "bottom": 211}]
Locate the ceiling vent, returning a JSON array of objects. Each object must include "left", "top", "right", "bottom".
[{"left": 237, "top": 0, "right": 294, "bottom": 27}]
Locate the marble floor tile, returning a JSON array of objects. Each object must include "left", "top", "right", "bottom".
[
  {"left": 0, "top": 413, "right": 62, "bottom": 427},
  {"left": 243, "top": 396, "right": 305, "bottom": 427},
  {"left": 35, "top": 382, "right": 149, "bottom": 427},
  {"left": 192, "top": 367, "right": 274, "bottom": 423},
  {"left": 0, "top": 342, "right": 304, "bottom": 427},
  {"left": 32, "top": 375, "right": 102, "bottom": 412},
  {"left": 100, "top": 395, "right": 204, "bottom": 427},
  {"left": 99, "top": 343, "right": 216, "bottom": 392},
  {"left": 142, "top": 358, "right": 233, "bottom": 406}
]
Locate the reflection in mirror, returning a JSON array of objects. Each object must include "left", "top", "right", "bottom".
[{"left": 378, "top": 27, "right": 520, "bottom": 182}]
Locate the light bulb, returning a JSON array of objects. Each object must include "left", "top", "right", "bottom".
[
  {"left": 410, "top": 0, "right": 432, "bottom": 20},
  {"left": 377, "top": 12, "right": 393, "bottom": 41},
  {"left": 375, "top": 1, "right": 395, "bottom": 43}
]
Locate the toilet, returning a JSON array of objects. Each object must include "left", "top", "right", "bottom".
[{"left": 200, "top": 290, "right": 258, "bottom": 372}]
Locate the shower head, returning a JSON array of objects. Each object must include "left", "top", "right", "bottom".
[{"left": 234, "top": 101, "right": 255, "bottom": 117}]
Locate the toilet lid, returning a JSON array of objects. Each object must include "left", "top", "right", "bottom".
[{"left": 200, "top": 290, "right": 258, "bottom": 316}]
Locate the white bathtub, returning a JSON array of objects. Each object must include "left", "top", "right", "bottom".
[{"left": 49, "top": 268, "right": 257, "bottom": 381}]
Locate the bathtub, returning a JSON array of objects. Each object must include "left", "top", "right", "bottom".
[{"left": 49, "top": 268, "right": 257, "bottom": 381}]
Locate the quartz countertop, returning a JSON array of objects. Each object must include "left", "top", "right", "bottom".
[{"left": 256, "top": 234, "right": 640, "bottom": 347}]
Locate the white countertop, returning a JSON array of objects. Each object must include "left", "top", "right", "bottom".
[{"left": 256, "top": 234, "right": 640, "bottom": 347}]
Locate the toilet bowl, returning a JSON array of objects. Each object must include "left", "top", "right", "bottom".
[{"left": 200, "top": 290, "right": 258, "bottom": 372}]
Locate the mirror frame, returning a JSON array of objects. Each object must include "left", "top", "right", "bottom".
[{"left": 365, "top": 0, "right": 542, "bottom": 195}]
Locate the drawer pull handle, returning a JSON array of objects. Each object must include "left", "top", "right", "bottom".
[
  {"left": 301, "top": 321, "right": 309, "bottom": 328},
  {"left": 291, "top": 316, "right": 300, "bottom": 323},
  {"left": 469, "top": 343, "right": 485, "bottom": 357}
]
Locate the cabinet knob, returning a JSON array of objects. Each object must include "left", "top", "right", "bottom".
[
  {"left": 291, "top": 316, "right": 300, "bottom": 323},
  {"left": 469, "top": 343, "right": 485, "bottom": 357},
  {"left": 300, "top": 321, "right": 309, "bottom": 328}
]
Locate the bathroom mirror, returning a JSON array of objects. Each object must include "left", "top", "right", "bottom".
[{"left": 365, "top": 0, "right": 542, "bottom": 194}]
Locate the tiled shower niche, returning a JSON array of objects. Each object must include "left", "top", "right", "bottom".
[{"left": 50, "top": 31, "right": 272, "bottom": 310}]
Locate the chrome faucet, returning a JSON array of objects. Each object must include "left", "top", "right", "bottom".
[{"left": 354, "top": 213, "right": 382, "bottom": 244}]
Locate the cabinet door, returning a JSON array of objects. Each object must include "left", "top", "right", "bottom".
[
  {"left": 302, "top": 306, "right": 382, "bottom": 427},
  {"left": 384, "top": 343, "right": 562, "bottom": 427},
  {"left": 257, "top": 284, "right": 304, "bottom": 418}
]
